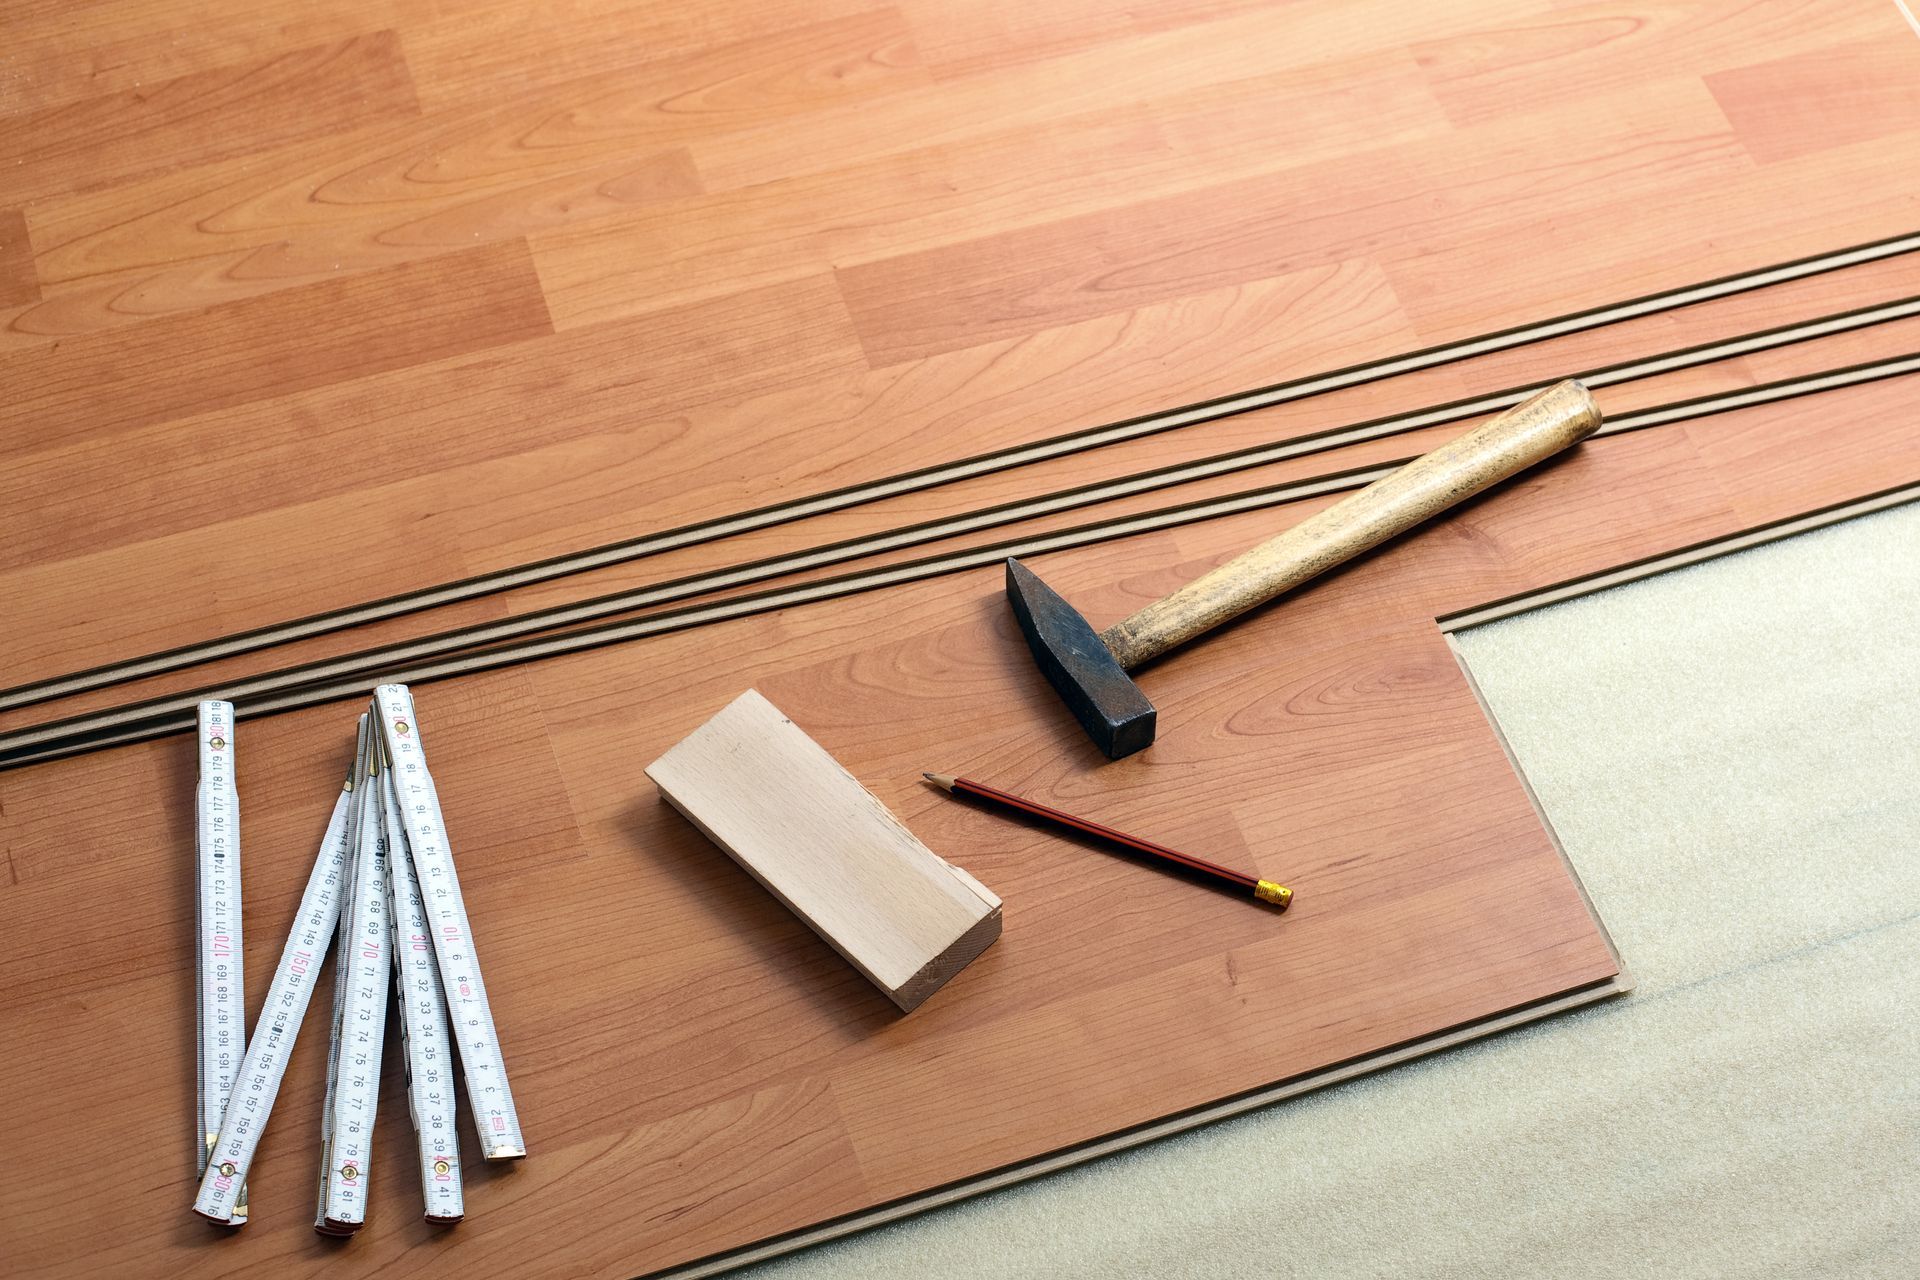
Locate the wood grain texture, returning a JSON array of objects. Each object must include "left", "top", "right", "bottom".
[
  {"left": 0, "top": 32, "right": 418, "bottom": 206},
  {"left": 0, "top": 0, "right": 406, "bottom": 113},
  {"left": 535, "top": 49, "right": 1449, "bottom": 332},
  {"left": 7, "top": 10, "right": 915, "bottom": 347},
  {"left": 403, "top": 0, "right": 891, "bottom": 112},
  {"left": 647, "top": 690, "right": 1001, "bottom": 1011},
  {"left": 834, "top": 74, "right": 1751, "bottom": 364},
  {"left": 1705, "top": 34, "right": 1920, "bottom": 163},
  {"left": 1407, "top": 0, "right": 1881, "bottom": 126},
  {"left": 0, "top": 241, "right": 552, "bottom": 459},
  {"left": 2, "top": 0, "right": 1918, "bottom": 1275},
  {"left": 0, "top": 272, "right": 861, "bottom": 687}
]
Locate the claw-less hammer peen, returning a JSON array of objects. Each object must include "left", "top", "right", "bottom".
[{"left": 1006, "top": 379, "right": 1602, "bottom": 759}]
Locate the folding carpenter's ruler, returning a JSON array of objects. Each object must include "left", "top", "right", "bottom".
[
  {"left": 195, "top": 701, "right": 247, "bottom": 1224},
  {"left": 381, "top": 731, "right": 465, "bottom": 1221},
  {"left": 194, "top": 747, "right": 357, "bottom": 1224},
  {"left": 315, "top": 719, "right": 392, "bottom": 1233},
  {"left": 375, "top": 684, "right": 525, "bottom": 1160},
  {"left": 314, "top": 718, "right": 366, "bottom": 1231}
]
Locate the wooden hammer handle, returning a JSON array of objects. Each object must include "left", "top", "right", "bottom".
[{"left": 1099, "top": 379, "right": 1601, "bottom": 670}]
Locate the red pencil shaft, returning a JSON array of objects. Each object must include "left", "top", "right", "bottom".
[{"left": 952, "top": 778, "right": 1257, "bottom": 891}]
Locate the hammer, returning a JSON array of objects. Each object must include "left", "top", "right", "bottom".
[{"left": 1007, "top": 379, "right": 1600, "bottom": 758}]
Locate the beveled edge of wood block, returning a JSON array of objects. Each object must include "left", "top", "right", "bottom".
[{"left": 892, "top": 902, "right": 1001, "bottom": 1013}]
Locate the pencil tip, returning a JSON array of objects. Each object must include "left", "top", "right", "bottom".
[{"left": 922, "top": 772, "right": 956, "bottom": 791}]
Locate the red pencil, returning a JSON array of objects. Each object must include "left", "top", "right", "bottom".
[{"left": 922, "top": 773, "right": 1291, "bottom": 909}]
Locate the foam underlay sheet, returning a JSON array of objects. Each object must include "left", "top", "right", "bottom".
[{"left": 739, "top": 500, "right": 1920, "bottom": 1278}]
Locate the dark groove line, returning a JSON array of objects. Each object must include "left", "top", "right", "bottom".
[
  {"left": 8, "top": 292, "right": 1920, "bottom": 750},
  {"left": 1438, "top": 480, "right": 1920, "bottom": 632},
  {"left": 8, "top": 231, "right": 1919, "bottom": 712},
  {"left": 7, "top": 349, "right": 1916, "bottom": 770}
]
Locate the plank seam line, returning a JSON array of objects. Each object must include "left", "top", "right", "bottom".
[
  {"left": 643, "top": 978, "right": 1627, "bottom": 1280},
  {"left": 1436, "top": 480, "right": 1920, "bottom": 630},
  {"left": 6, "top": 350, "right": 1917, "bottom": 769},
  {"left": 20, "top": 289, "right": 1919, "bottom": 740},
  {"left": 9, "top": 231, "right": 1918, "bottom": 712}
]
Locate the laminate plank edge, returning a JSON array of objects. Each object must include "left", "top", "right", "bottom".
[
  {"left": 7, "top": 231, "right": 1913, "bottom": 710},
  {"left": 6, "top": 352, "right": 1916, "bottom": 769},
  {"left": 647, "top": 977, "right": 1627, "bottom": 1279},
  {"left": 7, "top": 290, "right": 1912, "bottom": 724},
  {"left": 1437, "top": 481, "right": 1920, "bottom": 631}
]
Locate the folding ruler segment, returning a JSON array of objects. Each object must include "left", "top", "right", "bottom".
[
  {"left": 374, "top": 684, "right": 525, "bottom": 1160},
  {"left": 195, "top": 701, "right": 247, "bottom": 1224},
  {"left": 381, "top": 728, "right": 465, "bottom": 1222},
  {"left": 317, "top": 712, "right": 393, "bottom": 1233},
  {"left": 193, "top": 742, "right": 358, "bottom": 1224},
  {"left": 314, "top": 717, "right": 368, "bottom": 1234}
]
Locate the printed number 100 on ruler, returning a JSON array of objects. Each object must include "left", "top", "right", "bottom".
[{"left": 376, "top": 686, "right": 523, "bottom": 1160}]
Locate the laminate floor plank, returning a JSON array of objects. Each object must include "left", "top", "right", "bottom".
[
  {"left": 1409, "top": 0, "right": 1882, "bottom": 127},
  {"left": 0, "top": 240, "right": 552, "bottom": 462},
  {"left": 0, "top": 273, "right": 862, "bottom": 680},
  {"left": 836, "top": 77, "right": 1749, "bottom": 365},
  {"left": 3, "top": 13, "right": 1434, "bottom": 345},
  {"left": 895, "top": 0, "right": 1307, "bottom": 80},
  {"left": 7, "top": 10, "right": 917, "bottom": 343},
  {"left": 0, "top": 0, "right": 407, "bottom": 114},
  {"left": 403, "top": 0, "right": 891, "bottom": 112},
  {"left": 1381, "top": 124, "right": 1920, "bottom": 336},
  {"left": 0, "top": 32, "right": 419, "bottom": 206},
  {"left": 0, "top": 150, "right": 703, "bottom": 349},
  {"left": 1705, "top": 34, "right": 1920, "bottom": 163},
  {"left": 0, "top": 0, "right": 790, "bottom": 114},
  {"left": 684, "top": 0, "right": 1495, "bottom": 193},
  {"left": 536, "top": 47, "right": 1448, "bottom": 332},
  {"left": 1685, "top": 385, "right": 1920, "bottom": 527}
]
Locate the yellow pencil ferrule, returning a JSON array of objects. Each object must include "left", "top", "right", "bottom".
[{"left": 1254, "top": 880, "right": 1292, "bottom": 910}]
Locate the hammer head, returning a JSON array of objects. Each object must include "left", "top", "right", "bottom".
[{"left": 1005, "top": 558, "right": 1156, "bottom": 759}]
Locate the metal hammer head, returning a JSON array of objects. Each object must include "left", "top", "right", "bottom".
[{"left": 1005, "top": 558, "right": 1156, "bottom": 759}]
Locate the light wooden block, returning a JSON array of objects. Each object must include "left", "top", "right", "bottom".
[{"left": 645, "top": 689, "right": 1001, "bottom": 1012}]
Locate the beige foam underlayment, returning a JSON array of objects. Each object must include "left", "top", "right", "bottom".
[{"left": 726, "top": 491, "right": 1920, "bottom": 1279}]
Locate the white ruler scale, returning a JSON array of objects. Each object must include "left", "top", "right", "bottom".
[
  {"left": 381, "top": 729, "right": 466, "bottom": 1223},
  {"left": 194, "top": 701, "right": 247, "bottom": 1225},
  {"left": 374, "top": 684, "right": 526, "bottom": 1161},
  {"left": 193, "top": 740, "right": 358, "bottom": 1224},
  {"left": 316, "top": 712, "right": 393, "bottom": 1234},
  {"left": 314, "top": 718, "right": 371, "bottom": 1234}
]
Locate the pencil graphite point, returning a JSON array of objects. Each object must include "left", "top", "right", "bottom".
[{"left": 922, "top": 772, "right": 956, "bottom": 792}]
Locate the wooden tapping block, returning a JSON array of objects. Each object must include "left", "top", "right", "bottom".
[{"left": 646, "top": 690, "right": 1001, "bottom": 1012}]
